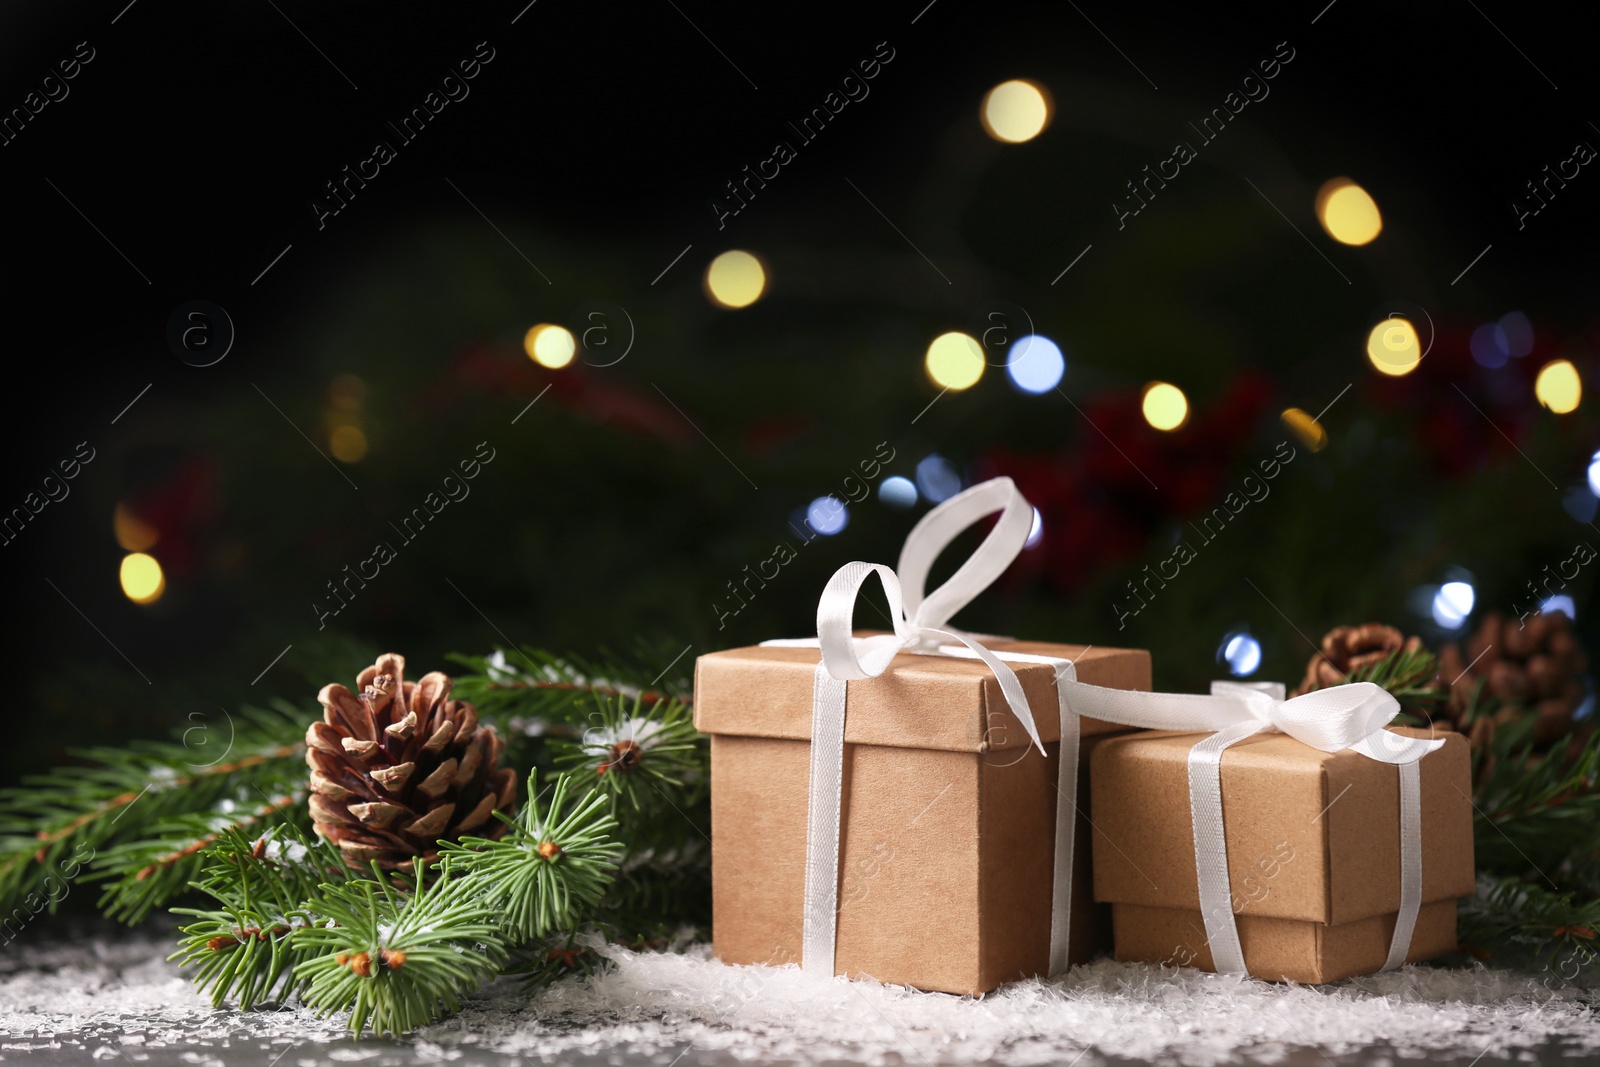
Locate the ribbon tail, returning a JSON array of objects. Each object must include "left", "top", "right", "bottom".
[
  {"left": 1187, "top": 721, "right": 1268, "bottom": 976},
  {"left": 1381, "top": 760, "right": 1424, "bottom": 971},
  {"left": 802, "top": 662, "right": 848, "bottom": 976},
  {"left": 929, "top": 630, "right": 1045, "bottom": 753},
  {"left": 1047, "top": 671, "right": 1079, "bottom": 975},
  {"left": 1349, "top": 730, "right": 1445, "bottom": 765}
]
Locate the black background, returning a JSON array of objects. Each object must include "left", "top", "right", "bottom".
[{"left": 1, "top": 0, "right": 1595, "bottom": 782}]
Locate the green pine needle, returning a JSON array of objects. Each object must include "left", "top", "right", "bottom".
[
  {"left": 1459, "top": 871, "right": 1600, "bottom": 979},
  {"left": 552, "top": 694, "right": 703, "bottom": 813},
  {"left": 1472, "top": 716, "right": 1600, "bottom": 877},
  {"left": 442, "top": 770, "right": 623, "bottom": 942},
  {"left": 293, "top": 867, "right": 509, "bottom": 1036},
  {"left": 170, "top": 825, "right": 352, "bottom": 1009},
  {"left": 0, "top": 702, "right": 307, "bottom": 923},
  {"left": 1341, "top": 645, "right": 1448, "bottom": 717}
]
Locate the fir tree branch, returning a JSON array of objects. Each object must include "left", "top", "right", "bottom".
[
  {"left": 550, "top": 693, "right": 703, "bottom": 814},
  {"left": 292, "top": 866, "right": 509, "bottom": 1037},
  {"left": 0, "top": 702, "right": 307, "bottom": 921},
  {"left": 170, "top": 825, "right": 354, "bottom": 1009},
  {"left": 441, "top": 770, "right": 623, "bottom": 942},
  {"left": 1471, "top": 718, "right": 1600, "bottom": 879},
  {"left": 1342, "top": 646, "right": 1448, "bottom": 718},
  {"left": 446, "top": 646, "right": 712, "bottom": 943},
  {"left": 96, "top": 790, "right": 308, "bottom": 923},
  {"left": 1458, "top": 871, "right": 1600, "bottom": 980},
  {"left": 448, "top": 648, "right": 688, "bottom": 732}
]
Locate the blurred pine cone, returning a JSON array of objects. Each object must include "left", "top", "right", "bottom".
[
  {"left": 307, "top": 653, "right": 518, "bottom": 873},
  {"left": 1436, "top": 611, "right": 1588, "bottom": 745},
  {"left": 1292, "top": 622, "right": 1425, "bottom": 696}
]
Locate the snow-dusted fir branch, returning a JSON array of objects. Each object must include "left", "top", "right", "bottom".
[
  {"left": 292, "top": 865, "right": 509, "bottom": 1036},
  {"left": 448, "top": 647, "right": 688, "bottom": 734},
  {"left": 441, "top": 770, "right": 623, "bottom": 942},
  {"left": 0, "top": 702, "right": 307, "bottom": 923},
  {"left": 552, "top": 694, "right": 702, "bottom": 813},
  {"left": 170, "top": 825, "right": 353, "bottom": 1009}
]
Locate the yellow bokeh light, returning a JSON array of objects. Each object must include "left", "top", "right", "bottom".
[
  {"left": 1142, "top": 382, "right": 1189, "bottom": 431},
  {"left": 113, "top": 502, "right": 159, "bottom": 552},
  {"left": 1280, "top": 407, "right": 1329, "bottom": 452},
  {"left": 1366, "top": 317, "right": 1421, "bottom": 376},
  {"left": 704, "top": 250, "right": 767, "bottom": 309},
  {"left": 330, "top": 425, "right": 369, "bottom": 463},
  {"left": 1535, "top": 359, "right": 1582, "bottom": 414},
  {"left": 924, "top": 332, "right": 985, "bottom": 390},
  {"left": 120, "top": 552, "right": 165, "bottom": 605},
  {"left": 980, "top": 80, "right": 1052, "bottom": 144},
  {"left": 524, "top": 323, "right": 576, "bottom": 369},
  {"left": 1316, "top": 178, "right": 1382, "bottom": 246}
]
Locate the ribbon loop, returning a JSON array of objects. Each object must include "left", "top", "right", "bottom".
[
  {"left": 816, "top": 562, "right": 909, "bottom": 681},
  {"left": 895, "top": 476, "right": 1033, "bottom": 629}
]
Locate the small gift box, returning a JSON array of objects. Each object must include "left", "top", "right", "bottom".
[
  {"left": 694, "top": 478, "right": 1152, "bottom": 994},
  {"left": 1076, "top": 681, "right": 1476, "bottom": 983}
]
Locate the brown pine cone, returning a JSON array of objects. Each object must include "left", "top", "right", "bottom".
[
  {"left": 307, "top": 653, "right": 518, "bottom": 873},
  {"left": 1438, "top": 611, "right": 1588, "bottom": 745},
  {"left": 1292, "top": 623, "right": 1424, "bottom": 696}
]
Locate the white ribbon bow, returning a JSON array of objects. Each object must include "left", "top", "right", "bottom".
[
  {"left": 763, "top": 477, "right": 1087, "bottom": 977},
  {"left": 1059, "top": 677, "right": 1442, "bottom": 974}
]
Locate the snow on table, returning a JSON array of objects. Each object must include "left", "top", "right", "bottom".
[{"left": 2, "top": 932, "right": 1596, "bottom": 1066}]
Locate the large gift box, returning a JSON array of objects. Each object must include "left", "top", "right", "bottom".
[
  {"left": 1076, "top": 681, "right": 1476, "bottom": 983},
  {"left": 696, "top": 639, "right": 1148, "bottom": 993},
  {"left": 693, "top": 478, "right": 1151, "bottom": 994}
]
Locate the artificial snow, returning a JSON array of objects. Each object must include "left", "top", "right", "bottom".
[
  {"left": 582, "top": 717, "right": 669, "bottom": 756},
  {"left": 1, "top": 930, "right": 1595, "bottom": 1064},
  {"left": 261, "top": 837, "right": 309, "bottom": 865}
]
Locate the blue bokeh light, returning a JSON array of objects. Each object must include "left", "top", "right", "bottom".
[
  {"left": 879, "top": 475, "right": 917, "bottom": 509},
  {"left": 1470, "top": 323, "right": 1510, "bottom": 369},
  {"left": 1006, "top": 334, "right": 1065, "bottom": 394},
  {"left": 1219, "top": 631, "right": 1262, "bottom": 677},
  {"left": 1024, "top": 506, "right": 1043, "bottom": 548},
  {"left": 915, "top": 455, "right": 963, "bottom": 503},
  {"left": 1432, "top": 581, "right": 1476, "bottom": 629},
  {"left": 1565, "top": 483, "right": 1598, "bottom": 522},
  {"left": 806, "top": 496, "right": 849, "bottom": 535},
  {"left": 1541, "top": 594, "right": 1576, "bottom": 620}
]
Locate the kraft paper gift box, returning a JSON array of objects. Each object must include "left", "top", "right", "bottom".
[
  {"left": 694, "top": 636, "right": 1151, "bottom": 994},
  {"left": 1089, "top": 725, "right": 1475, "bottom": 983}
]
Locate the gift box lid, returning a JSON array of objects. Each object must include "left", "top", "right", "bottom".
[
  {"left": 694, "top": 637, "right": 1150, "bottom": 753},
  {"left": 1089, "top": 727, "right": 1476, "bottom": 927}
]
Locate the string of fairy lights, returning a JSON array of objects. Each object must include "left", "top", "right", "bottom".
[{"left": 111, "top": 75, "right": 1588, "bottom": 682}]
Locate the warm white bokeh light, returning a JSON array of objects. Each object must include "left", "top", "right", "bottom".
[
  {"left": 704, "top": 250, "right": 767, "bottom": 309},
  {"left": 1366, "top": 318, "right": 1421, "bottom": 377},
  {"left": 981, "top": 80, "right": 1052, "bottom": 143},
  {"left": 524, "top": 324, "right": 577, "bottom": 369},
  {"left": 924, "top": 332, "right": 985, "bottom": 390},
  {"left": 1536, "top": 359, "right": 1582, "bottom": 414},
  {"left": 120, "top": 552, "right": 165, "bottom": 605},
  {"left": 1316, "top": 178, "right": 1383, "bottom": 245},
  {"left": 1141, "top": 382, "right": 1189, "bottom": 431}
]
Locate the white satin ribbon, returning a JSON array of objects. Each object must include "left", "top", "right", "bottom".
[
  {"left": 1059, "top": 677, "right": 1440, "bottom": 975},
  {"left": 762, "top": 477, "right": 1087, "bottom": 977}
]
